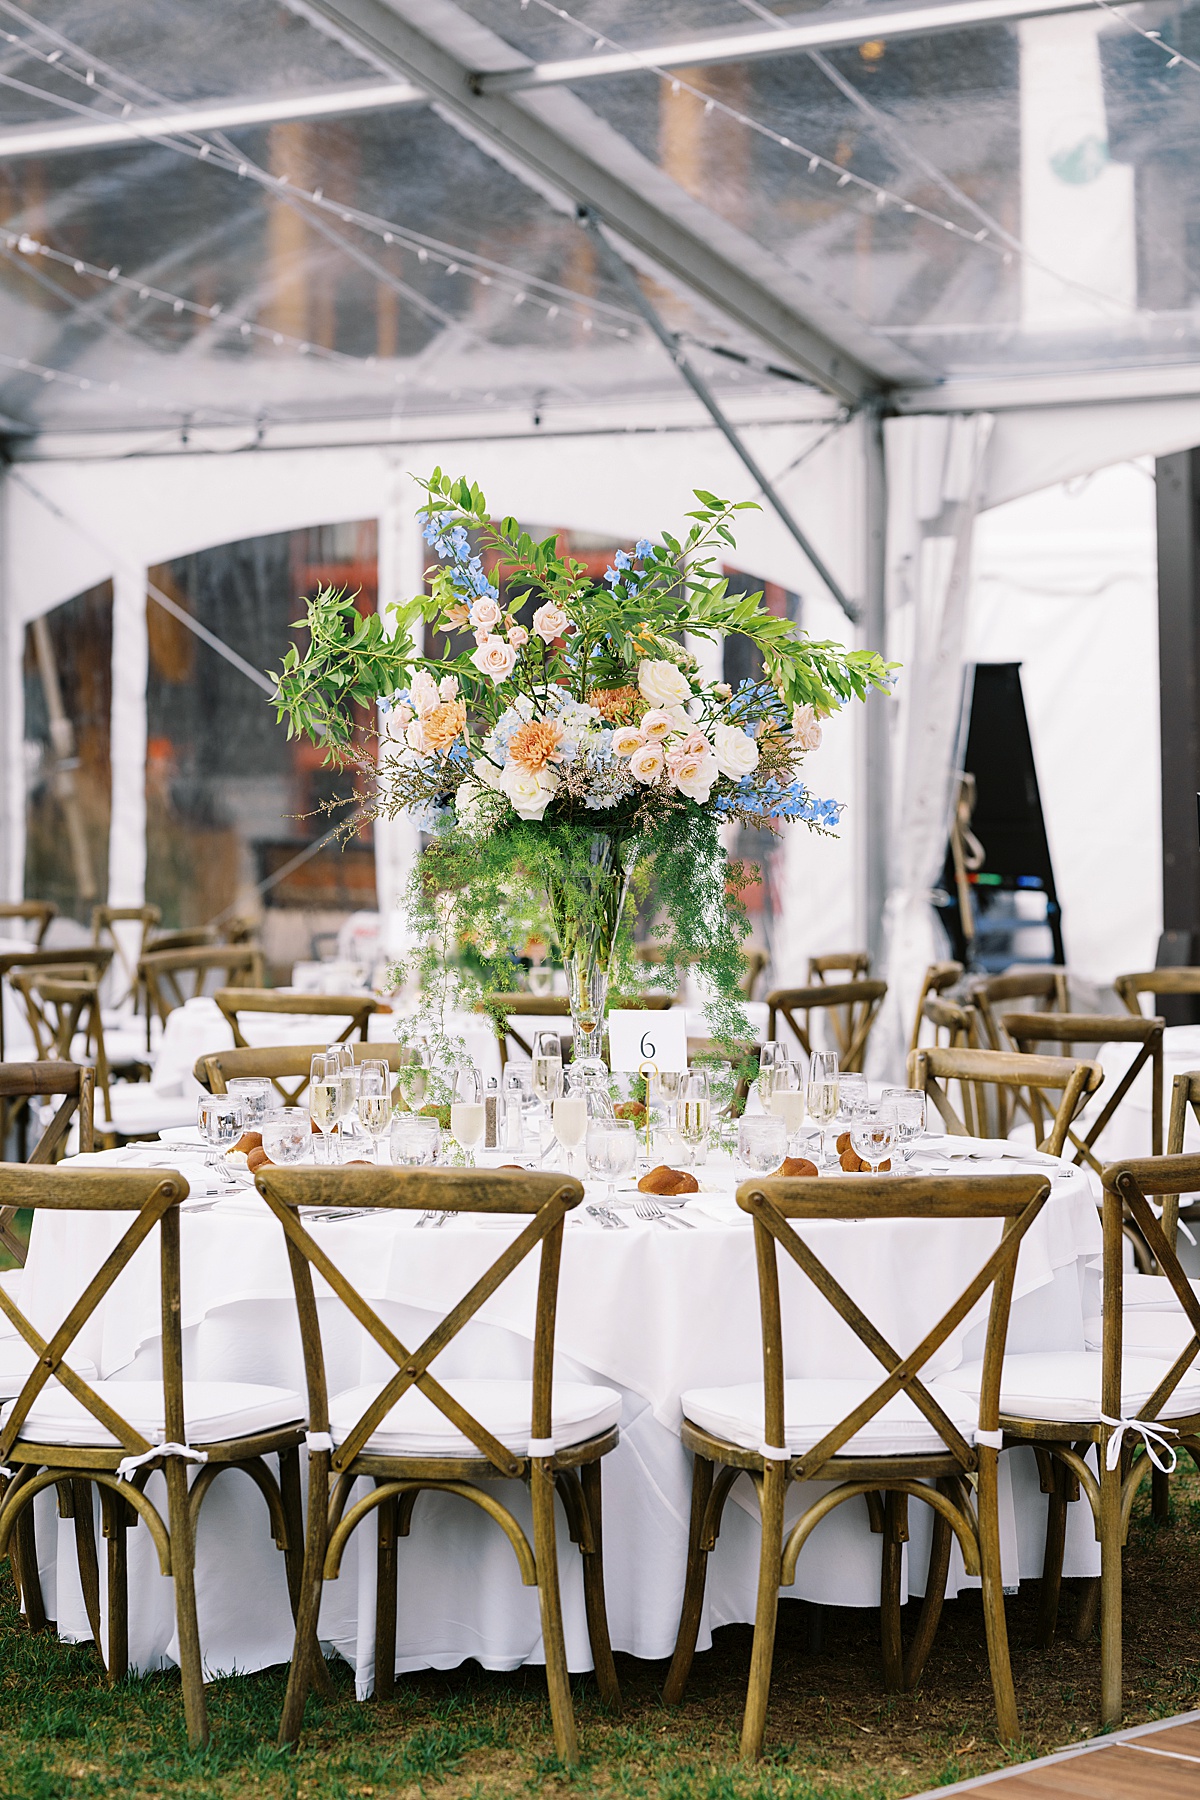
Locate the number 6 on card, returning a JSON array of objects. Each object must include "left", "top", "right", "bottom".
[{"left": 608, "top": 1009, "right": 688, "bottom": 1073}]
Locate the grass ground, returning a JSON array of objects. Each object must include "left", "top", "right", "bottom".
[{"left": 1, "top": 1464, "right": 1198, "bottom": 1800}]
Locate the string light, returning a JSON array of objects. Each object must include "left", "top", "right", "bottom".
[{"left": 1089, "top": 0, "right": 1200, "bottom": 82}]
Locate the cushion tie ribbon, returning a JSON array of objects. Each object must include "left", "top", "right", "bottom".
[
  {"left": 1098, "top": 1412, "right": 1178, "bottom": 1474},
  {"left": 116, "top": 1442, "right": 209, "bottom": 1482}
]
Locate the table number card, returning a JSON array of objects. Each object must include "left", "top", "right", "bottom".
[{"left": 607, "top": 1009, "right": 689, "bottom": 1074}]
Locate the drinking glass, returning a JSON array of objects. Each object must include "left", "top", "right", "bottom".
[
  {"left": 397, "top": 1037, "right": 430, "bottom": 1110},
  {"left": 357, "top": 1061, "right": 392, "bottom": 1162},
  {"left": 586, "top": 1120, "right": 637, "bottom": 1206},
  {"left": 261, "top": 1107, "right": 310, "bottom": 1165},
  {"left": 738, "top": 1112, "right": 788, "bottom": 1174},
  {"left": 851, "top": 1105, "right": 898, "bottom": 1176},
  {"left": 770, "top": 1063, "right": 806, "bottom": 1153},
  {"left": 226, "top": 1077, "right": 272, "bottom": 1130},
  {"left": 757, "top": 1042, "right": 789, "bottom": 1113},
  {"left": 836, "top": 1071, "right": 869, "bottom": 1125},
  {"left": 552, "top": 1078, "right": 589, "bottom": 1175},
  {"left": 390, "top": 1113, "right": 440, "bottom": 1166},
  {"left": 531, "top": 1032, "right": 563, "bottom": 1107},
  {"left": 678, "top": 1069, "right": 711, "bottom": 1170},
  {"left": 806, "top": 1050, "right": 840, "bottom": 1169},
  {"left": 198, "top": 1093, "right": 243, "bottom": 1169},
  {"left": 881, "top": 1087, "right": 927, "bottom": 1162},
  {"left": 450, "top": 1067, "right": 485, "bottom": 1166},
  {"left": 308, "top": 1054, "right": 340, "bottom": 1164}
]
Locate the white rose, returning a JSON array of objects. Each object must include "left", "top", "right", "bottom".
[
  {"left": 713, "top": 721, "right": 759, "bottom": 780},
  {"left": 628, "top": 742, "right": 665, "bottom": 785},
  {"left": 532, "top": 602, "right": 570, "bottom": 644},
  {"left": 405, "top": 717, "right": 431, "bottom": 754},
  {"left": 470, "top": 636, "right": 518, "bottom": 684},
  {"left": 638, "top": 658, "right": 692, "bottom": 707},
  {"left": 468, "top": 596, "right": 501, "bottom": 631},
  {"left": 792, "top": 703, "right": 823, "bottom": 751},
  {"left": 669, "top": 749, "right": 717, "bottom": 803},
  {"left": 612, "top": 726, "right": 645, "bottom": 758},
  {"left": 438, "top": 674, "right": 460, "bottom": 702},
  {"left": 409, "top": 669, "right": 439, "bottom": 717},
  {"left": 499, "top": 760, "right": 558, "bottom": 820},
  {"left": 473, "top": 753, "right": 504, "bottom": 790}
]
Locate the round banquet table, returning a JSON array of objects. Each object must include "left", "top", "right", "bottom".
[{"left": 18, "top": 1139, "right": 1103, "bottom": 1695}]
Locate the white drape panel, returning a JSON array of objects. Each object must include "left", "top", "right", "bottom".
[
  {"left": 373, "top": 457, "right": 423, "bottom": 959},
  {"left": 108, "top": 565, "right": 148, "bottom": 911},
  {"left": 870, "top": 414, "right": 994, "bottom": 1078}
]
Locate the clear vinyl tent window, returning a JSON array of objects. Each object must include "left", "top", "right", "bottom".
[{"left": 144, "top": 521, "right": 376, "bottom": 978}]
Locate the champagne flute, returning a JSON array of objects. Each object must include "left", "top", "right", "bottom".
[
  {"left": 806, "top": 1049, "right": 839, "bottom": 1169},
  {"left": 678, "top": 1069, "right": 711, "bottom": 1170},
  {"left": 450, "top": 1066, "right": 485, "bottom": 1167},
  {"left": 308, "top": 1054, "right": 340, "bottom": 1165},
  {"left": 552, "top": 1077, "right": 589, "bottom": 1176},
  {"left": 770, "top": 1063, "right": 806, "bottom": 1155},
  {"left": 356, "top": 1061, "right": 391, "bottom": 1162},
  {"left": 757, "top": 1041, "right": 788, "bottom": 1113}
]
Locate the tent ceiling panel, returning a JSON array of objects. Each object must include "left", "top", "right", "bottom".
[{"left": 2, "top": 0, "right": 1200, "bottom": 444}]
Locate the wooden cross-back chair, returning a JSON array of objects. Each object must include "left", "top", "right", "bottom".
[
  {"left": 808, "top": 951, "right": 871, "bottom": 985},
  {"left": 0, "top": 1164, "right": 309, "bottom": 1747},
  {"left": 973, "top": 969, "right": 1070, "bottom": 1055},
  {"left": 255, "top": 1165, "right": 621, "bottom": 1760},
  {"left": 9, "top": 968, "right": 117, "bottom": 1121},
  {"left": 91, "top": 904, "right": 161, "bottom": 1009},
  {"left": 766, "top": 979, "right": 887, "bottom": 1074},
  {"left": 910, "top": 961, "right": 965, "bottom": 1054},
  {"left": 0, "top": 901, "right": 57, "bottom": 947},
  {"left": 635, "top": 945, "right": 767, "bottom": 1001},
  {"left": 477, "top": 991, "right": 673, "bottom": 1070},
  {"left": 197, "top": 1041, "right": 407, "bottom": 1108},
  {"left": 1004, "top": 1012, "right": 1163, "bottom": 1176},
  {"left": 663, "top": 1171, "right": 1052, "bottom": 1757},
  {"left": 0, "top": 1063, "right": 94, "bottom": 1261},
  {"left": 0, "top": 946, "right": 112, "bottom": 1061},
  {"left": 1116, "top": 967, "right": 1200, "bottom": 1018},
  {"left": 686, "top": 1037, "right": 758, "bottom": 1118},
  {"left": 907, "top": 1045, "right": 1102, "bottom": 1155},
  {"left": 138, "top": 944, "right": 264, "bottom": 1042},
  {"left": 214, "top": 987, "right": 381, "bottom": 1050},
  {"left": 990, "top": 1154, "right": 1200, "bottom": 1726}
]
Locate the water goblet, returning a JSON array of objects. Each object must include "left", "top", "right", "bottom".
[
  {"left": 880, "top": 1087, "right": 927, "bottom": 1162},
  {"left": 850, "top": 1105, "right": 898, "bottom": 1176},
  {"left": 226, "top": 1077, "right": 271, "bottom": 1130},
  {"left": 260, "top": 1106, "right": 310, "bottom": 1166},
  {"left": 450, "top": 1066, "right": 485, "bottom": 1167},
  {"left": 586, "top": 1119, "right": 637, "bottom": 1207},
  {"left": 198, "top": 1093, "right": 243, "bottom": 1170},
  {"left": 738, "top": 1112, "right": 788, "bottom": 1174}
]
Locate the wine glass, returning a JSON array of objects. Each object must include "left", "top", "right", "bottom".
[
  {"left": 198, "top": 1093, "right": 243, "bottom": 1169},
  {"left": 738, "top": 1112, "right": 788, "bottom": 1174},
  {"left": 398, "top": 1036, "right": 430, "bottom": 1111},
  {"left": 450, "top": 1066, "right": 485, "bottom": 1166},
  {"left": 881, "top": 1087, "right": 927, "bottom": 1163},
  {"left": 531, "top": 1032, "right": 563, "bottom": 1106},
  {"left": 678, "top": 1069, "right": 711, "bottom": 1170},
  {"left": 552, "top": 1074, "right": 589, "bottom": 1175},
  {"left": 806, "top": 1050, "right": 839, "bottom": 1169},
  {"left": 586, "top": 1120, "right": 637, "bottom": 1207},
  {"left": 757, "top": 1041, "right": 789, "bottom": 1112},
  {"left": 260, "top": 1107, "right": 309, "bottom": 1165},
  {"left": 356, "top": 1061, "right": 392, "bottom": 1162},
  {"left": 851, "top": 1105, "right": 897, "bottom": 1176},
  {"left": 308, "top": 1054, "right": 340, "bottom": 1165},
  {"left": 836, "top": 1071, "right": 869, "bottom": 1127}
]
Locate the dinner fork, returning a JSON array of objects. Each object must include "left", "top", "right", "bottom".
[{"left": 634, "top": 1198, "right": 683, "bottom": 1229}]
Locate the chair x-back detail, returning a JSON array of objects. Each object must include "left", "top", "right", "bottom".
[
  {"left": 1116, "top": 968, "right": 1200, "bottom": 1020},
  {"left": 138, "top": 945, "right": 264, "bottom": 1035},
  {"left": 808, "top": 951, "right": 871, "bottom": 985},
  {"left": 0, "top": 946, "right": 113, "bottom": 1062},
  {"left": 196, "top": 1041, "right": 410, "bottom": 1108},
  {"left": 908, "top": 1045, "right": 1102, "bottom": 1156},
  {"left": 766, "top": 980, "right": 887, "bottom": 1074},
  {"left": 0, "top": 1165, "right": 309, "bottom": 1747},
  {"left": 91, "top": 904, "right": 161, "bottom": 1010},
  {"left": 0, "top": 1063, "right": 94, "bottom": 1259},
  {"left": 254, "top": 1165, "right": 621, "bottom": 1761},
  {"left": 909, "top": 962, "right": 965, "bottom": 1054},
  {"left": 663, "top": 1173, "right": 1051, "bottom": 1757},
  {"left": 215, "top": 987, "right": 382, "bottom": 1051},
  {"left": 1004, "top": 1013, "right": 1163, "bottom": 1173},
  {"left": 1162, "top": 1071, "right": 1200, "bottom": 1253},
  {"left": 972, "top": 970, "right": 1070, "bottom": 1055},
  {"left": 0, "top": 901, "right": 57, "bottom": 947}
]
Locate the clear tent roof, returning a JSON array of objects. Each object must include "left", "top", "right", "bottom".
[{"left": 1, "top": 0, "right": 1198, "bottom": 442}]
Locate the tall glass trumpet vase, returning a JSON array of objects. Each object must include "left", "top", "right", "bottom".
[{"left": 548, "top": 832, "right": 639, "bottom": 1067}]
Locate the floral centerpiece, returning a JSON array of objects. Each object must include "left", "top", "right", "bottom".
[{"left": 272, "top": 471, "right": 892, "bottom": 1058}]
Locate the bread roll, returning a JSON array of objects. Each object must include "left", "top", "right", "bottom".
[
  {"left": 839, "top": 1147, "right": 891, "bottom": 1173},
  {"left": 233, "top": 1131, "right": 263, "bottom": 1156},
  {"left": 246, "top": 1146, "right": 272, "bottom": 1173},
  {"left": 836, "top": 1131, "right": 852, "bottom": 1154},
  {"left": 772, "top": 1157, "right": 820, "bottom": 1178},
  {"left": 637, "top": 1165, "right": 699, "bottom": 1197}
]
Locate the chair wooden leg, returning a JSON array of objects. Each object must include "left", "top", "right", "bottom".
[
  {"left": 1151, "top": 1466, "right": 1170, "bottom": 1524},
  {"left": 374, "top": 1491, "right": 398, "bottom": 1703},
  {"left": 1073, "top": 1577, "right": 1100, "bottom": 1642},
  {"left": 13, "top": 1504, "right": 48, "bottom": 1633},
  {"left": 975, "top": 1452, "right": 1019, "bottom": 1744},
  {"left": 69, "top": 1479, "right": 103, "bottom": 1654},
  {"left": 880, "top": 1490, "right": 906, "bottom": 1692},
  {"left": 530, "top": 1459, "right": 578, "bottom": 1765},
  {"left": 903, "top": 1501, "right": 952, "bottom": 1691},
  {"left": 579, "top": 1459, "right": 621, "bottom": 1710},
  {"left": 105, "top": 1499, "right": 129, "bottom": 1683},
  {"left": 165, "top": 1457, "right": 208, "bottom": 1748},
  {"left": 278, "top": 1454, "right": 330, "bottom": 1746},
  {"left": 739, "top": 1462, "right": 787, "bottom": 1762},
  {"left": 1036, "top": 1462, "right": 1070, "bottom": 1648},
  {"left": 663, "top": 1453, "right": 715, "bottom": 1705},
  {"left": 278, "top": 1449, "right": 334, "bottom": 1701},
  {"left": 1098, "top": 1457, "right": 1122, "bottom": 1728}
]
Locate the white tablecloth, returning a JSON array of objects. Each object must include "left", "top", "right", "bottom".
[{"left": 20, "top": 1139, "right": 1103, "bottom": 1693}]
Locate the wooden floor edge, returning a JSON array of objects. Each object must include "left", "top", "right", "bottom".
[{"left": 901, "top": 1708, "right": 1200, "bottom": 1798}]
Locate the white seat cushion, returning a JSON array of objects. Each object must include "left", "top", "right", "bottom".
[
  {"left": 1121, "top": 1273, "right": 1200, "bottom": 1312},
  {"left": 97, "top": 1088, "right": 197, "bottom": 1135},
  {"left": 0, "top": 1340, "right": 98, "bottom": 1400},
  {"left": 327, "top": 1378, "right": 621, "bottom": 1459},
  {"left": 680, "top": 1378, "right": 981, "bottom": 1458},
  {"left": 1084, "top": 1315, "right": 1200, "bottom": 1359},
  {"left": 939, "top": 1352, "right": 1200, "bottom": 1422},
  {"left": 1, "top": 1379, "right": 303, "bottom": 1446}
]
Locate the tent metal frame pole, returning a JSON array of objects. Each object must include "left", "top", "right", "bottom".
[
  {"left": 579, "top": 209, "right": 859, "bottom": 626},
  {"left": 862, "top": 402, "right": 890, "bottom": 964}
]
